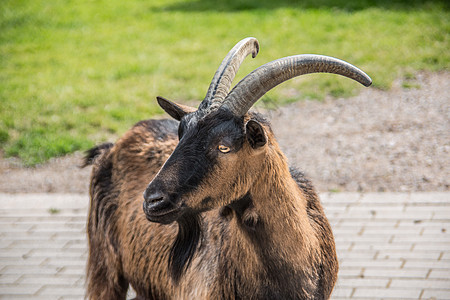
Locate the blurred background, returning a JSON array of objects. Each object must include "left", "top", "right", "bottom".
[{"left": 1, "top": 0, "right": 448, "bottom": 165}]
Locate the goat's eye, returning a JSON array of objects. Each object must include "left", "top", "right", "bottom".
[{"left": 218, "top": 145, "right": 231, "bottom": 153}]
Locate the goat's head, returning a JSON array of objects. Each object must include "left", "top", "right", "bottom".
[{"left": 143, "top": 37, "right": 371, "bottom": 224}]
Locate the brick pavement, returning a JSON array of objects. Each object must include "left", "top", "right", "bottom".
[{"left": 0, "top": 192, "right": 449, "bottom": 299}]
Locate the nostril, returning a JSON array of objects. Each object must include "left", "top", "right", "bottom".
[
  {"left": 149, "top": 195, "right": 164, "bottom": 203},
  {"left": 143, "top": 189, "right": 165, "bottom": 203},
  {"left": 143, "top": 193, "right": 173, "bottom": 214}
]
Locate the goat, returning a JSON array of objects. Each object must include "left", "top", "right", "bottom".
[{"left": 84, "top": 37, "right": 372, "bottom": 299}]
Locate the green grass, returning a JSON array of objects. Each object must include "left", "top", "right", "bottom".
[{"left": 1, "top": 0, "right": 449, "bottom": 165}]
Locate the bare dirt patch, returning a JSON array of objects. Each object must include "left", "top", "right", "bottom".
[{"left": 0, "top": 72, "right": 448, "bottom": 194}]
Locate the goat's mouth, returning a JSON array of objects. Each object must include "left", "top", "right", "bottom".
[{"left": 143, "top": 197, "right": 184, "bottom": 224}]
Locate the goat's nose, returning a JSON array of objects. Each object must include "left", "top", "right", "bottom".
[{"left": 143, "top": 189, "right": 173, "bottom": 213}]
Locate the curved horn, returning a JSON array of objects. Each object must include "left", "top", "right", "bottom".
[
  {"left": 199, "top": 37, "right": 259, "bottom": 111},
  {"left": 221, "top": 55, "right": 372, "bottom": 116}
]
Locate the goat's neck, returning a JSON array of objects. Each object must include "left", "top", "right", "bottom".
[{"left": 229, "top": 145, "right": 319, "bottom": 271}]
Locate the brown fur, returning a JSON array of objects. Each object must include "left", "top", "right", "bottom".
[{"left": 85, "top": 114, "right": 338, "bottom": 299}]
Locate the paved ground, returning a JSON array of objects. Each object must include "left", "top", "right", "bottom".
[{"left": 0, "top": 192, "right": 449, "bottom": 299}]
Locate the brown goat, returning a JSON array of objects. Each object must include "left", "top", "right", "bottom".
[{"left": 85, "top": 37, "right": 372, "bottom": 299}]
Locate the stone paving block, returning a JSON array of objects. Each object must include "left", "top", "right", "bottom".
[
  {"left": 340, "top": 258, "right": 403, "bottom": 268},
  {"left": 24, "top": 221, "right": 85, "bottom": 228},
  {"left": 360, "top": 193, "right": 411, "bottom": 204},
  {"left": 409, "top": 192, "right": 449, "bottom": 204},
  {"left": 1, "top": 211, "right": 59, "bottom": 217},
  {"left": 422, "top": 227, "right": 450, "bottom": 235},
  {"left": 0, "top": 223, "right": 34, "bottom": 232},
  {"left": 0, "top": 241, "right": 12, "bottom": 249},
  {"left": 0, "top": 274, "right": 20, "bottom": 284},
  {"left": 337, "top": 278, "right": 389, "bottom": 288},
  {"left": 376, "top": 211, "right": 434, "bottom": 220},
  {"left": 0, "top": 283, "right": 41, "bottom": 295},
  {"left": 17, "top": 216, "right": 85, "bottom": 222},
  {"left": 335, "top": 235, "right": 392, "bottom": 244},
  {"left": 352, "top": 287, "right": 422, "bottom": 298},
  {"left": 27, "top": 248, "right": 85, "bottom": 258},
  {"left": 324, "top": 206, "right": 348, "bottom": 212},
  {"left": 363, "top": 268, "right": 429, "bottom": 279},
  {"left": 414, "top": 242, "right": 450, "bottom": 251},
  {"left": 0, "top": 257, "right": 47, "bottom": 266},
  {"left": 330, "top": 286, "right": 353, "bottom": 298},
  {"left": 321, "top": 192, "right": 362, "bottom": 204},
  {"left": 335, "top": 212, "right": 375, "bottom": 220},
  {"left": 1, "top": 265, "right": 62, "bottom": 275},
  {"left": 348, "top": 205, "right": 405, "bottom": 213},
  {"left": 8, "top": 240, "right": 69, "bottom": 249},
  {"left": 390, "top": 278, "right": 450, "bottom": 289},
  {"left": 16, "top": 274, "right": 82, "bottom": 285},
  {"left": 398, "top": 219, "right": 450, "bottom": 226},
  {"left": 12, "top": 219, "right": 82, "bottom": 225},
  {"left": 404, "top": 205, "right": 447, "bottom": 212},
  {"left": 376, "top": 250, "right": 442, "bottom": 260},
  {"left": 441, "top": 252, "right": 450, "bottom": 260},
  {"left": 339, "top": 220, "right": 398, "bottom": 228},
  {"left": 0, "top": 216, "right": 21, "bottom": 222},
  {"left": 0, "top": 193, "right": 88, "bottom": 209},
  {"left": 62, "top": 239, "right": 88, "bottom": 248},
  {"left": 428, "top": 268, "right": 450, "bottom": 279},
  {"left": 45, "top": 257, "right": 86, "bottom": 267},
  {"left": 421, "top": 289, "right": 450, "bottom": 299},
  {"left": 404, "top": 259, "right": 450, "bottom": 269},
  {"left": 30, "top": 225, "right": 84, "bottom": 233},
  {"left": 337, "top": 250, "right": 377, "bottom": 260},
  {"left": 69, "top": 216, "right": 88, "bottom": 222},
  {"left": 333, "top": 227, "right": 361, "bottom": 236},
  {"left": 0, "top": 248, "right": 30, "bottom": 258},
  {"left": 0, "top": 296, "right": 60, "bottom": 300},
  {"left": 362, "top": 228, "right": 421, "bottom": 236},
  {"left": 335, "top": 237, "right": 353, "bottom": 245},
  {"left": 57, "top": 265, "right": 86, "bottom": 275},
  {"left": 1, "top": 231, "right": 56, "bottom": 240},
  {"left": 32, "top": 235, "right": 86, "bottom": 243},
  {"left": 36, "top": 285, "right": 85, "bottom": 297},
  {"left": 352, "top": 242, "right": 413, "bottom": 251},
  {"left": 433, "top": 210, "right": 450, "bottom": 220},
  {"left": 392, "top": 234, "right": 449, "bottom": 243},
  {"left": 337, "top": 267, "right": 364, "bottom": 278}
]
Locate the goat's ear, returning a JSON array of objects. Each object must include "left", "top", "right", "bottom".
[
  {"left": 245, "top": 120, "right": 267, "bottom": 149},
  {"left": 157, "top": 96, "right": 196, "bottom": 121}
]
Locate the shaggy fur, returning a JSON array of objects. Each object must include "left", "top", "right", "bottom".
[{"left": 85, "top": 113, "right": 338, "bottom": 299}]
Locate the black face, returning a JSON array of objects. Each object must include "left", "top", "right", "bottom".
[{"left": 143, "top": 109, "right": 245, "bottom": 224}]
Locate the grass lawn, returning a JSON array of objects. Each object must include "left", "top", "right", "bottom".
[{"left": 1, "top": 0, "right": 449, "bottom": 165}]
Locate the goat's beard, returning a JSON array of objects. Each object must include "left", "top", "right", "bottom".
[{"left": 169, "top": 212, "right": 202, "bottom": 283}]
